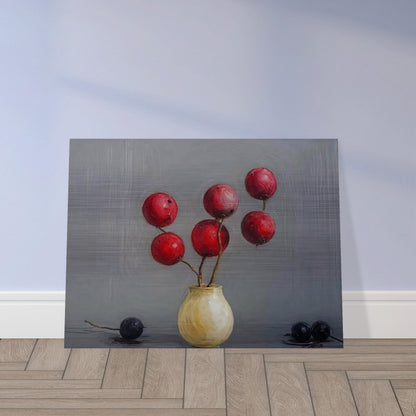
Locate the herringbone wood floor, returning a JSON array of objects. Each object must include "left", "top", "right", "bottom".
[{"left": 0, "top": 339, "right": 416, "bottom": 415}]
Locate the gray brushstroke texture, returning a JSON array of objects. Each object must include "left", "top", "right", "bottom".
[{"left": 65, "top": 139, "right": 342, "bottom": 347}]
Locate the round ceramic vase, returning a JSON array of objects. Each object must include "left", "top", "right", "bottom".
[{"left": 177, "top": 284, "right": 234, "bottom": 348}]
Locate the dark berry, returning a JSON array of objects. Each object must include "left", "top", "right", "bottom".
[
  {"left": 310, "top": 320, "right": 331, "bottom": 342},
  {"left": 291, "top": 321, "right": 311, "bottom": 342},
  {"left": 119, "top": 317, "right": 144, "bottom": 340}
]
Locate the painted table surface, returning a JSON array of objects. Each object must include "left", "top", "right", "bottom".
[{"left": 65, "top": 326, "right": 343, "bottom": 348}]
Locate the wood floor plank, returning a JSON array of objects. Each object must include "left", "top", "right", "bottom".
[
  {"left": 0, "top": 370, "right": 62, "bottom": 379},
  {"left": 349, "top": 380, "right": 402, "bottom": 416},
  {"left": 306, "top": 362, "right": 416, "bottom": 371},
  {"left": 0, "top": 362, "right": 26, "bottom": 370},
  {"left": 307, "top": 371, "right": 358, "bottom": 416},
  {"left": 266, "top": 353, "right": 416, "bottom": 363},
  {"left": 345, "top": 339, "right": 416, "bottom": 346},
  {"left": 63, "top": 349, "right": 109, "bottom": 380},
  {"left": 391, "top": 379, "right": 416, "bottom": 389},
  {"left": 340, "top": 345, "right": 416, "bottom": 354},
  {"left": 142, "top": 348, "right": 185, "bottom": 398},
  {"left": 0, "top": 339, "right": 36, "bottom": 362},
  {"left": 0, "top": 398, "right": 182, "bottom": 409},
  {"left": 348, "top": 370, "right": 416, "bottom": 380},
  {"left": 266, "top": 363, "right": 314, "bottom": 416},
  {"left": 0, "top": 379, "right": 102, "bottom": 389},
  {"left": 226, "top": 339, "right": 416, "bottom": 350},
  {"left": 0, "top": 409, "right": 226, "bottom": 416},
  {"left": 184, "top": 349, "right": 225, "bottom": 409},
  {"left": 0, "top": 388, "right": 142, "bottom": 399},
  {"left": 226, "top": 354, "right": 270, "bottom": 416},
  {"left": 26, "top": 339, "right": 70, "bottom": 371},
  {"left": 3, "top": 337, "right": 415, "bottom": 415},
  {"left": 101, "top": 349, "right": 147, "bottom": 389},
  {"left": 228, "top": 346, "right": 416, "bottom": 354},
  {"left": 395, "top": 389, "right": 416, "bottom": 416}
]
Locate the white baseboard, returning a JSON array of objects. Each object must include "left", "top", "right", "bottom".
[
  {"left": 0, "top": 291, "right": 415, "bottom": 339},
  {"left": 342, "top": 291, "right": 416, "bottom": 338},
  {"left": 0, "top": 292, "right": 65, "bottom": 339}
]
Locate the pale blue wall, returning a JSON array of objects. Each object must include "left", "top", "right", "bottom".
[{"left": 1, "top": 0, "right": 415, "bottom": 290}]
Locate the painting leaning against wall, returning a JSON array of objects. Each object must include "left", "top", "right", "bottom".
[{"left": 65, "top": 139, "right": 343, "bottom": 348}]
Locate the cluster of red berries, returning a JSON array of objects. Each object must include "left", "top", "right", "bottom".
[
  {"left": 142, "top": 167, "right": 277, "bottom": 284},
  {"left": 241, "top": 167, "right": 277, "bottom": 245}
]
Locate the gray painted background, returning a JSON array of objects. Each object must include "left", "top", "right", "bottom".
[{"left": 65, "top": 139, "right": 342, "bottom": 347}]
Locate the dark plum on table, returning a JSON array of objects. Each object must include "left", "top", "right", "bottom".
[
  {"left": 291, "top": 321, "right": 311, "bottom": 342},
  {"left": 311, "top": 320, "right": 331, "bottom": 342},
  {"left": 119, "top": 317, "right": 145, "bottom": 340}
]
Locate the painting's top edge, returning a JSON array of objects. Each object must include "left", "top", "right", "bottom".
[{"left": 69, "top": 138, "right": 339, "bottom": 142}]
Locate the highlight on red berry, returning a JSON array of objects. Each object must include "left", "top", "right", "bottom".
[
  {"left": 191, "top": 219, "right": 230, "bottom": 257},
  {"left": 245, "top": 167, "right": 277, "bottom": 200},
  {"left": 151, "top": 232, "right": 185, "bottom": 265},
  {"left": 203, "top": 184, "right": 239, "bottom": 219},
  {"left": 241, "top": 211, "right": 275, "bottom": 245},
  {"left": 142, "top": 192, "right": 178, "bottom": 227}
]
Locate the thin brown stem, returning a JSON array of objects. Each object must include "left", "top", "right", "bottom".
[
  {"left": 263, "top": 199, "right": 267, "bottom": 211},
  {"left": 158, "top": 226, "right": 167, "bottom": 233},
  {"left": 198, "top": 256, "right": 207, "bottom": 286},
  {"left": 208, "top": 218, "right": 224, "bottom": 287},
  {"left": 179, "top": 258, "right": 199, "bottom": 278},
  {"left": 84, "top": 320, "right": 119, "bottom": 331}
]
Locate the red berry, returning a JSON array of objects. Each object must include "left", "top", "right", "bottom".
[
  {"left": 151, "top": 232, "right": 185, "bottom": 265},
  {"left": 245, "top": 168, "right": 277, "bottom": 200},
  {"left": 191, "top": 219, "right": 230, "bottom": 257},
  {"left": 241, "top": 211, "right": 275, "bottom": 245},
  {"left": 142, "top": 193, "right": 178, "bottom": 227},
  {"left": 203, "top": 184, "right": 239, "bottom": 219}
]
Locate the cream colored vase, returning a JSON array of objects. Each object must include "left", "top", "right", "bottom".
[{"left": 177, "top": 284, "right": 234, "bottom": 348}]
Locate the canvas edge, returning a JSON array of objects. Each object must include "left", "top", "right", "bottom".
[{"left": 0, "top": 291, "right": 415, "bottom": 339}]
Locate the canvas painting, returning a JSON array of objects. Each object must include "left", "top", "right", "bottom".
[{"left": 65, "top": 139, "right": 343, "bottom": 348}]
